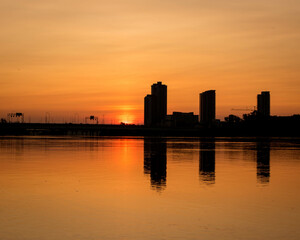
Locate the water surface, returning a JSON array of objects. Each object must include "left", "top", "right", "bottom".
[{"left": 0, "top": 137, "right": 299, "bottom": 240}]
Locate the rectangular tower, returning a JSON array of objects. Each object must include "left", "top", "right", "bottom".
[
  {"left": 151, "top": 81, "right": 167, "bottom": 126},
  {"left": 200, "top": 90, "right": 216, "bottom": 124},
  {"left": 257, "top": 91, "right": 270, "bottom": 117},
  {"left": 144, "top": 95, "right": 153, "bottom": 127}
]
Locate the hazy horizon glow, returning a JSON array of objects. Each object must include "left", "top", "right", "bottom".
[{"left": 1, "top": 0, "right": 299, "bottom": 123}]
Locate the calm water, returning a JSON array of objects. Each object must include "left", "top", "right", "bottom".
[{"left": 0, "top": 137, "right": 299, "bottom": 240}]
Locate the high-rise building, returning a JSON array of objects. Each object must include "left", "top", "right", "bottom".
[
  {"left": 257, "top": 91, "right": 270, "bottom": 117},
  {"left": 144, "top": 95, "right": 153, "bottom": 127},
  {"left": 144, "top": 82, "right": 167, "bottom": 127},
  {"left": 151, "top": 82, "right": 167, "bottom": 125},
  {"left": 200, "top": 90, "right": 216, "bottom": 124}
]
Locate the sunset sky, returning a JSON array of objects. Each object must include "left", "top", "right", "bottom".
[{"left": 0, "top": 0, "right": 299, "bottom": 124}]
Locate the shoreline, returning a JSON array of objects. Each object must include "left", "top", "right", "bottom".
[{"left": 1, "top": 122, "right": 299, "bottom": 137}]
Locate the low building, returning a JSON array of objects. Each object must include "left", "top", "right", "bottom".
[{"left": 165, "top": 112, "right": 198, "bottom": 128}]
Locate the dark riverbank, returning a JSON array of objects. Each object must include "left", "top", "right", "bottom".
[{"left": 1, "top": 122, "right": 299, "bottom": 137}]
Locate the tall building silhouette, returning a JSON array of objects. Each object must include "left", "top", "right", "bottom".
[
  {"left": 200, "top": 90, "right": 216, "bottom": 124},
  {"left": 257, "top": 91, "right": 270, "bottom": 117},
  {"left": 144, "top": 138, "right": 167, "bottom": 191},
  {"left": 144, "top": 82, "right": 167, "bottom": 127},
  {"left": 144, "top": 95, "right": 153, "bottom": 127}
]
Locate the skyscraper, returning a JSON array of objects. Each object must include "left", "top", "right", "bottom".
[
  {"left": 144, "top": 95, "right": 153, "bottom": 127},
  {"left": 144, "top": 82, "right": 167, "bottom": 127},
  {"left": 151, "top": 82, "right": 167, "bottom": 125},
  {"left": 257, "top": 91, "right": 270, "bottom": 117},
  {"left": 200, "top": 90, "right": 216, "bottom": 124}
]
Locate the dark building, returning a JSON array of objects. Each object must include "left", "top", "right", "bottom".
[
  {"left": 257, "top": 91, "right": 270, "bottom": 117},
  {"left": 144, "top": 81, "right": 167, "bottom": 127},
  {"left": 165, "top": 112, "right": 198, "bottom": 128},
  {"left": 151, "top": 81, "right": 167, "bottom": 126},
  {"left": 144, "top": 138, "right": 167, "bottom": 191},
  {"left": 224, "top": 114, "right": 242, "bottom": 124},
  {"left": 200, "top": 90, "right": 216, "bottom": 124},
  {"left": 199, "top": 140, "right": 215, "bottom": 184},
  {"left": 144, "top": 95, "right": 153, "bottom": 127}
]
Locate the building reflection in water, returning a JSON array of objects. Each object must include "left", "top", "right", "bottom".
[
  {"left": 144, "top": 138, "right": 167, "bottom": 191},
  {"left": 256, "top": 141, "right": 270, "bottom": 184},
  {"left": 199, "top": 140, "right": 215, "bottom": 185}
]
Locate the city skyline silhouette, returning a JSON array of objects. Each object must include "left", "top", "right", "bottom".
[
  {"left": 1, "top": 2, "right": 299, "bottom": 124},
  {"left": 1, "top": 1, "right": 300, "bottom": 239},
  {"left": 1, "top": 80, "right": 299, "bottom": 126}
]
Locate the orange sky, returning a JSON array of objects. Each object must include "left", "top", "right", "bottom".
[{"left": 0, "top": 0, "right": 299, "bottom": 124}]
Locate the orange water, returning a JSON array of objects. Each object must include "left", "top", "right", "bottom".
[{"left": 0, "top": 137, "right": 299, "bottom": 240}]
